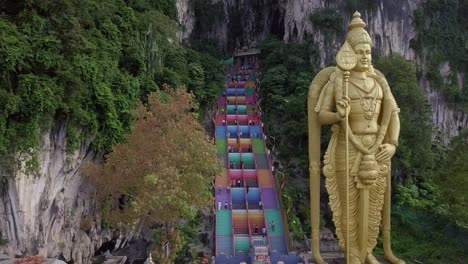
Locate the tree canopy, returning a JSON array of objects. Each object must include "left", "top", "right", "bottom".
[{"left": 83, "top": 87, "right": 222, "bottom": 228}]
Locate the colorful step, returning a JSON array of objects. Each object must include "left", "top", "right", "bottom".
[
  {"left": 216, "top": 235, "right": 233, "bottom": 255},
  {"left": 216, "top": 139, "right": 227, "bottom": 153},
  {"left": 252, "top": 139, "right": 266, "bottom": 153},
  {"left": 265, "top": 210, "right": 284, "bottom": 235},
  {"left": 216, "top": 211, "right": 232, "bottom": 236},
  {"left": 234, "top": 236, "right": 251, "bottom": 255},
  {"left": 215, "top": 65, "right": 289, "bottom": 261},
  {"left": 262, "top": 188, "right": 279, "bottom": 209},
  {"left": 270, "top": 236, "right": 287, "bottom": 255}
]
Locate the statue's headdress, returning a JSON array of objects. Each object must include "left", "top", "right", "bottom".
[
  {"left": 336, "top": 11, "right": 374, "bottom": 73},
  {"left": 346, "top": 11, "right": 372, "bottom": 47}
]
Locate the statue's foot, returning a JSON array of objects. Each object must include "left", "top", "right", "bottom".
[
  {"left": 316, "top": 259, "right": 328, "bottom": 264},
  {"left": 366, "top": 253, "right": 381, "bottom": 264},
  {"left": 384, "top": 252, "right": 405, "bottom": 264},
  {"left": 348, "top": 256, "right": 361, "bottom": 264},
  {"left": 313, "top": 253, "right": 328, "bottom": 264}
]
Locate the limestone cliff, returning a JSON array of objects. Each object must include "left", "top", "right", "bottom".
[
  {"left": 0, "top": 122, "right": 108, "bottom": 263},
  {"left": 177, "top": 0, "right": 467, "bottom": 138}
]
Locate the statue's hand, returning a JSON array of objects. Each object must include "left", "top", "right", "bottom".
[
  {"left": 336, "top": 96, "right": 350, "bottom": 119},
  {"left": 376, "top": 144, "right": 396, "bottom": 162}
]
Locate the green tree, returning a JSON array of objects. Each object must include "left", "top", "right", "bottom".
[
  {"left": 431, "top": 130, "right": 468, "bottom": 227},
  {"left": 83, "top": 87, "right": 222, "bottom": 261},
  {"left": 375, "top": 55, "right": 433, "bottom": 184}
]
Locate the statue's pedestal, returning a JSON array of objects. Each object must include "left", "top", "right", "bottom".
[
  {"left": 301, "top": 252, "right": 391, "bottom": 264},
  {"left": 323, "top": 258, "right": 391, "bottom": 264}
]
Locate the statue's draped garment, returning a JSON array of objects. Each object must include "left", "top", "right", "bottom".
[{"left": 315, "top": 69, "right": 400, "bottom": 256}]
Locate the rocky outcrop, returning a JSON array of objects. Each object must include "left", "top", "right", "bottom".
[
  {"left": 283, "top": 0, "right": 421, "bottom": 66},
  {"left": 0, "top": 122, "right": 108, "bottom": 263},
  {"left": 176, "top": 0, "right": 466, "bottom": 138},
  {"left": 177, "top": 0, "right": 421, "bottom": 61},
  {"left": 176, "top": 0, "right": 195, "bottom": 43},
  {"left": 421, "top": 78, "right": 468, "bottom": 141},
  {"left": 178, "top": 0, "right": 284, "bottom": 52}
]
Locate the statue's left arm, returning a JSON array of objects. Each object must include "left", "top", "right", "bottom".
[
  {"left": 376, "top": 74, "right": 401, "bottom": 162},
  {"left": 376, "top": 79, "right": 406, "bottom": 264},
  {"left": 386, "top": 110, "right": 400, "bottom": 148}
]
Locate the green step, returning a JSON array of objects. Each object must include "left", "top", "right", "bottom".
[
  {"left": 253, "top": 139, "right": 265, "bottom": 153},
  {"left": 216, "top": 139, "right": 227, "bottom": 153},
  {"left": 265, "top": 210, "right": 284, "bottom": 235},
  {"left": 217, "top": 211, "right": 232, "bottom": 236},
  {"left": 246, "top": 88, "right": 255, "bottom": 97},
  {"left": 234, "top": 236, "right": 250, "bottom": 254},
  {"left": 229, "top": 153, "right": 241, "bottom": 163}
]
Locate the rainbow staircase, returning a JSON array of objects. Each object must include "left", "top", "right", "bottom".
[{"left": 214, "top": 63, "right": 303, "bottom": 264}]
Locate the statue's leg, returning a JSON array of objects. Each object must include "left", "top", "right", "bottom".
[
  {"left": 382, "top": 170, "right": 405, "bottom": 264},
  {"left": 337, "top": 169, "right": 361, "bottom": 264},
  {"left": 334, "top": 136, "right": 362, "bottom": 264},
  {"left": 365, "top": 169, "right": 387, "bottom": 264},
  {"left": 365, "top": 253, "right": 381, "bottom": 264},
  {"left": 311, "top": 162, "right": 327, "bottom": 264}
]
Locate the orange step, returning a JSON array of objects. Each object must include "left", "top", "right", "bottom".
[
  {"left": 215, "top": 170, "right": 229, "bottom": 187},
  {"left": 258, "top": 170, "right": 273, "bottom": 188}
]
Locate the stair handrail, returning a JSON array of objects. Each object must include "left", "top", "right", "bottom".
[
  {"left": 259, "top": 122, "right": 289, "bottom": 255},
  {"left": 244, "top": 158, "right": 253, "bottom": 251},
  {"left": 252, "top": 123, "right": 272, "bottom": 255},
  {"left": 230, "top": 180, "right": 235, "bottom": 256}
]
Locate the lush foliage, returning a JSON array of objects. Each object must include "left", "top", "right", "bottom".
[
  {"left": 412, "top": 0, "right": 468, "bottom": 110},
  {"left": 0, "top": 0, "right": 223, "bottom": 170},
  {"left": 258, "top": 37, "right": 320, "bottom": 240},
  {"left": 375, "top": 55, "right": 433, "bottom": 184},
  {"left": 259, "top": 37, "right": 319, "bottom": 166},
  {"left": 430, "top": 130, "right": 468, "bottom": 228},
  {"left": 83, "top": 88, "right": 222, "bottom": 261},
  {"left": 309, "top": 8, "right": 343, "bottom": 33}
]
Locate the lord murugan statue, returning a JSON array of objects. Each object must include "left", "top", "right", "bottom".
[{"left": 308, "top": 12, "right": 405, "bottom": 264}]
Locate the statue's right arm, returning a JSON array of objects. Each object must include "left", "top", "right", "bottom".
[
  {"left": 319, "top": 110, "right": 341, "bottom": 125},
  {"left": 317, "top": 81, "right": 341, "bottom": 125}
]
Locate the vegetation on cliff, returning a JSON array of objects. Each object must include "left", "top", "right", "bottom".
[
  {"left": 0, "top": 0, "right": 223, "bottom": 261},
  {"left": 412, "top": 0, "right": 468, "bottom": 110},
  {"left": 0, "top": 0, "right": 223, "bottom": 162}
]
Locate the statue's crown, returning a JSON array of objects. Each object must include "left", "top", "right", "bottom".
[{"left": 346, "top": 11, "right": 372, "bottom": 47}]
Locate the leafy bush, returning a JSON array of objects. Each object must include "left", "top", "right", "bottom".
[
  {"left": 0, "top": 0, "right": 223, "bottom": 170},
  {"left": 309, "top": 8, "right": 343, "bottom": 33}
]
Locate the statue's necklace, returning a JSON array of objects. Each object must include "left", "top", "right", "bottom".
[{"left": 349, "top": 79, "right": 378, "bottom": 120}]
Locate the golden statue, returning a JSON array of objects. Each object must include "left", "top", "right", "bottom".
[{"left": 308, "top": 12, "right": 405, "bottom": 264}]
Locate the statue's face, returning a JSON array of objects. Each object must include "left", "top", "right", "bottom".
[{"left": 353, "top": 43, "right": 372, "bottom": 72}]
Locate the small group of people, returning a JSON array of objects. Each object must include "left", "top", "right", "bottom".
[
  {"left": 217, "top": 201, "right": 229, "bottom": 210},
  {"left": 268, "top": 220, "right": 276, "bottom": 232},
  {"left": 228, "top": 145, "right": 237, "bottom": 152},
  {"left": 252, "top": 221, "right": 275, "bottom": 237},
  {"left": 230, "top": 178, "right": 242, "bottom": 188},
  {"left": 253, "top": 224, "right": 267, "bottom": 238},
  {"left": 230, "top": 75, "right": 247, "bottom": 82},
  {"left": 218, "top": 184, "right": 230, "bottom": 193}
]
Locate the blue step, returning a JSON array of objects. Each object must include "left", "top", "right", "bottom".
[
  {"left": 270, "top": 236, "right": 287, "bottom": 255},
  {"left": 216, "top": 235, "right": 233, "bottom": 255}
]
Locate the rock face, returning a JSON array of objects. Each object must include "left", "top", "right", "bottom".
[
  {"left": 176, "top": 0, "right": 195, "bottom": 43},
  {"left": 282, "top": 0, "right": 421, "bottom": 66},
  {"left": 177, "top": 0, "right": 420, "bottom": 61},
  {"left": 178, "top": 0, "right": 285, "bottom": 51},
  {"left": 0, "top": 122, "right": 107, "bottom": 263},
  {"left": 177, "top": 0, "right": 466, "bottom": 138}
]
